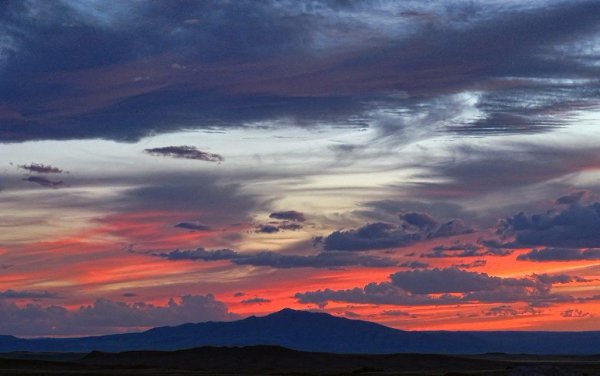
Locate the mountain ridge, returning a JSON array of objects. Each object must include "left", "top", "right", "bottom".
[{"left": 1, "top": 308, "right": 599, "bottom": 354}]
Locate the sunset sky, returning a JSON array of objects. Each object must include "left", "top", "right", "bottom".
[{"left": 2, "top": 0, "right": 600, "bottom": 337}]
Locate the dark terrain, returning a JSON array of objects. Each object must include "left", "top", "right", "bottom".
[
  {"left": 2, "top": 309, "right": 600, "bottom": 355},
  {"left": 0, "top": 345, "right": 599, "bottom": 375}
]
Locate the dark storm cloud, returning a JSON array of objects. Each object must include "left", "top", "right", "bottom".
[
  {"left": 22, "top": 176, "right": 64, "bottom": 188},
  {"left": 517, "top": 248, "right": 600, "bottom": 262},
  {"left": 269, "top": 211, "right": 306, "bottom": 222},
  {"left": 154, "top": 247, "right": 398, "bottom": 269},
  {"left": 144, "top": 146, "right": 224, "bottom": 162},
  {"left": 324, "top": 213, "right": 473, "bottom": 251},
  {"left": 174, "top": 222, "right": 211, "bottom": 231},
  {"left": 499, "top": 201, "right": 600, "bottom": 248},
  {"left": 295, "top": 267, "right": 576, "bottom": 307},
  {"left": 18, "top": 163, "right": 63, "bottom": 174},
  {"left": 1, "top": 1, "right": 600, "bottom": 141}
]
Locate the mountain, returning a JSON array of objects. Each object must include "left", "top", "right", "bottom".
[{"left": 1, "top": 308, "right": 600, "bottom": 354}]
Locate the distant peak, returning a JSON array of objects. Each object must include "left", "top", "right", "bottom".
[{"left": 267, "top": 308, "right": 330, "bottom": 318}]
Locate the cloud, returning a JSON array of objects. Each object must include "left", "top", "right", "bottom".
[
  {"left": 561, "top": 309, "right": 592, "bottom": 318},
  {"left": 323, "top": 213, "right": 473, "bottom": 251},
  {"left": 533, "top": 273, "right": 590, "bottom": 284},
  {"left": 517, "top": 248, "right": 600, "bottom": 262},
  {"left": 295, "top": 267, "right": 574, "bottom": 307},
  {"left": 483, "top": 305, "right": 540, "bottom": 317},
  {"left": 399, "top": 261, "right": 429, "bottom": 269},
  {"left": 399, "top": 212, "right": 438, "bottom": 231},
  {"left": 277, "top": 222, "right": 303, "bottom": 231},
  {"left": 18, "top": 163, "right": 64, "bottom": 174},
  {"left": 0, "top": 294, "right": 238, "bottom": 337},
  {"left": 256, "top": 222, "right": 303, "bottom": 233},
  {"left": 22, "top": 176, "right": 64, "bottom": 188},
  {"left": 256, "top": 224, "right": 279, "bottom": 234},
  {"left": 556, "top": 191, "right": 589, "bottom": 205},
  {"left": 174, "top": 222, "right": 211, "bottom": 231},
  {"left": 144, "top": 146, "right": 223, "bottom": 162},
  {"left": 381, "top": 310, "right": 416, "bottom": 318},
  {"left": 153, "top": 247, "right": 398, "bottom": 269},
  {"left": 269, "top": 210, "right": 305, "bottom": 222},
  {"left": 422, "top": 243, "right": 513, "bottom": 258},
  {"left": 240, "top": 297, "right": 271, "bottom": 304},
  {"left": 0, "top": 289, "right": 60, "bottom": 299},
  {"left": 499, "top": 201, "right": 600, "bottom": 248},
  {"left": 390, "top": 268, "right": 517, "bottom": 295},
  {"left": 114, "top": 174, "right": 264, "bottom": 227},
  {"left": 2, "top": 1, "right": 600, "bottom": 141},
  {"left": 452, "top": 259, "right": 487, "bottom": 269}
]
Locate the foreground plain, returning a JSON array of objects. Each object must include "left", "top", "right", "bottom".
[{"left": 1, "top": 345, "right": 600, "bottom": 375}]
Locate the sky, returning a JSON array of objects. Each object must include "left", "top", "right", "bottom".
[{"left": 1, "top": 0, "right": 600, "bottom": 337}]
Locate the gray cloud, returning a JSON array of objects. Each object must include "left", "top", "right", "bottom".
[
  {"left": 399, "top": 261, "right": 429, "bottom": 269},
  {"left": 0, "top": 289, "right": 60, "bottom": 299},
  {"left": 500, "top": 201, "right": 600, "bottom": 248},
  {"left": 452, "top": 259, "right": 487, "bottom": 269},
  {"left": 240, "top": 297, "right": 271, "bottom": 304},
  {"left": 144, "top": 146, "right": 224, "bottom": 162},
  {"left": 0, "top": 294, "right": 238, "bottom": 337},
  {"left": 295, "top": 267, "right": 574, "bottom": 307},
  {"left": 154, "top": 247, "right": 398, "bottom": 269},
  {"left": 269, "top": 210, "right": 305, "bottom": 222},
  {"left": 422, "top": 243, "right": 512, "bottom": 258},
  {"left": 556, "top": 191, "right": 589, "bottom": 205},
  {"left": 174, "top": 222, "right": 211, "bottom": 231},
  {"left": 22, "top": 176, "right": 64, "bottom": 188},
  {"left": 324, "top": 213, "right": 473, "bottom": 252},
  {"left": 380, "top": 309, "right": 416, "bottom": 318},
  {"left": 517, "top": 248, "right": 600, "bottom": 262},
  {"left": 256, "top": 224, "right": 280, "bottom": 234},
  {"left": 483, "top": 305, "right": 540, "bottom": 317},
  {"left": 561, "top": 309, "right": 592, "bottom": 318},
  {"left": 18, "top": 163, "right": 64, "bottom": 174},
  {"left": 277, "top": 222, "right": 303, "bottom": 231}
]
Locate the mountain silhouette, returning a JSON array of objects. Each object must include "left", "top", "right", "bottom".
[{"left": 1, "top": 308, "right": 599, "bottom": 354}]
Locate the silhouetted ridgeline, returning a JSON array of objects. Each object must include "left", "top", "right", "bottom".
[{"left": 1, "top": 309, "right": 600, "bottom": 354}]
